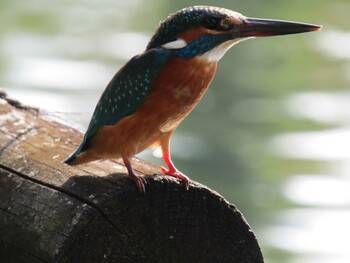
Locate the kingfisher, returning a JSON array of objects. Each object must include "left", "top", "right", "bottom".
[{"left": 64, "top": 6, "right": 321, "bottom": 193}]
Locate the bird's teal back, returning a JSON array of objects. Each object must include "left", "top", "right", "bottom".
[{"left": 71, "top": 48, "right": 172, "bottom": 155}]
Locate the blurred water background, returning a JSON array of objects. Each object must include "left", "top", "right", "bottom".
[{"left": 1, "top": 0, "right": 349, "bottom": 262}]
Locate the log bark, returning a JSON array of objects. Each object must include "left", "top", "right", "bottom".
[{"left": 0, "top": 91, "right": 264, "bottom": 263}]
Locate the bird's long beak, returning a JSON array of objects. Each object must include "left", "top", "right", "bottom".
[{"left": 239, "top": 18, "right": 321, "bottom": 38}]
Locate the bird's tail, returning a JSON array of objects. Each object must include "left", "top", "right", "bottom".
[
  {"left": 63, "top": 144, "right": 86, "bottom": 165},
  {"left": 63, "top": 152, "right": 78, "bottom": 165},
  {"left": 63, "top": 148, "right": 81, "bottom": 165},
  {"left": 63, "top": 144, "right": 99, "bottom": 165}
]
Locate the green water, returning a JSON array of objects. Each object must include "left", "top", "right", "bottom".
[{"left": 1, "top": 0, "right": 349, "bottom": 262}]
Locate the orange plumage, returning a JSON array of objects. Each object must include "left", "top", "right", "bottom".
[
  {"left": 64, "top": 6, "right": 320, "bottom": 193},
  {"left": 71, "top": 57, "right": 216, "bottom": 165}
]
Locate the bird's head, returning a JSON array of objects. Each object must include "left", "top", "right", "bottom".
[{"left": 147, "top": 6, "right": 321, "bottom": 61}]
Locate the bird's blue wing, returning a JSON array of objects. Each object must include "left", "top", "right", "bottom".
[{"left": 65, "top": 48, "right": 171, "bottom": 160}]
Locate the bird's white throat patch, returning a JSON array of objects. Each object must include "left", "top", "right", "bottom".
[
  {"left": 200, "top": 38, "right": 244, "bottom": 62},
  {"left": 161, "top": 39, "right": 187, "bottom": 49}
]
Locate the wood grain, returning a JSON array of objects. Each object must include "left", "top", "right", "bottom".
[{"left": 0, "top": 91, "right": 264, "bottom": 263}]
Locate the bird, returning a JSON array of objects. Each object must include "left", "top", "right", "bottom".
[{"left": 64, "top": 6, "right": 321, "bottom": 193}]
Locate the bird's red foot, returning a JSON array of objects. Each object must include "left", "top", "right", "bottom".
[
  {"left": 129, "top": 173, "right": 146, "bottom": 194},
  {"left": 159, "top": 166, "right": 189, "bottom": 190}
]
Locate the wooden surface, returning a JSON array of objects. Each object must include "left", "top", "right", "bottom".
[{"left": 0, "top": 91, "right": 264, "bottom": 263}]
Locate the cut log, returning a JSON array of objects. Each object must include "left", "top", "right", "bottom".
[{"left": 0, "top": 91, "right": 264, "bottom": 263}]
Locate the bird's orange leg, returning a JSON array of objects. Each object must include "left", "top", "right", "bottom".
[
  {"left": 123, "top": 157, "right": 146, "bottom": 193},
  {"left": 158, "top": 132, "right": 189, "bottom": 189},
  {"left": 160, "top": 151, "right": 189, "bottom": 190}
]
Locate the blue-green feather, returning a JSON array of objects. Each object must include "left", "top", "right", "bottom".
[{"left": 64, "top": 48, "right": 171, "bottom": 162}]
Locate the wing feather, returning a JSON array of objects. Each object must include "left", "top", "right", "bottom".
[{"left": 65, "top": 48, "right": 170, "bottom": 160}]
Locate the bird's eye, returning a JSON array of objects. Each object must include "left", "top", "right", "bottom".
[{"left": 202, "top": 16, "right": 222, "bottom": 30}]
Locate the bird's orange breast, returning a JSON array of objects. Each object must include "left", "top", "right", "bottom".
[
  {"left": 138, "top": 56, "right": 217, "bottom": 132},
  {"left": 89, "top": 57, "right": 217, "bottom": 159}
]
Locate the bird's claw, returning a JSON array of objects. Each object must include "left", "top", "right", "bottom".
[
  {"left": 130, "top": 174, "right": 146, "bottom": 194},
  {"left": 159, "top": 166, "right": 190, "bottom": 190}
]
